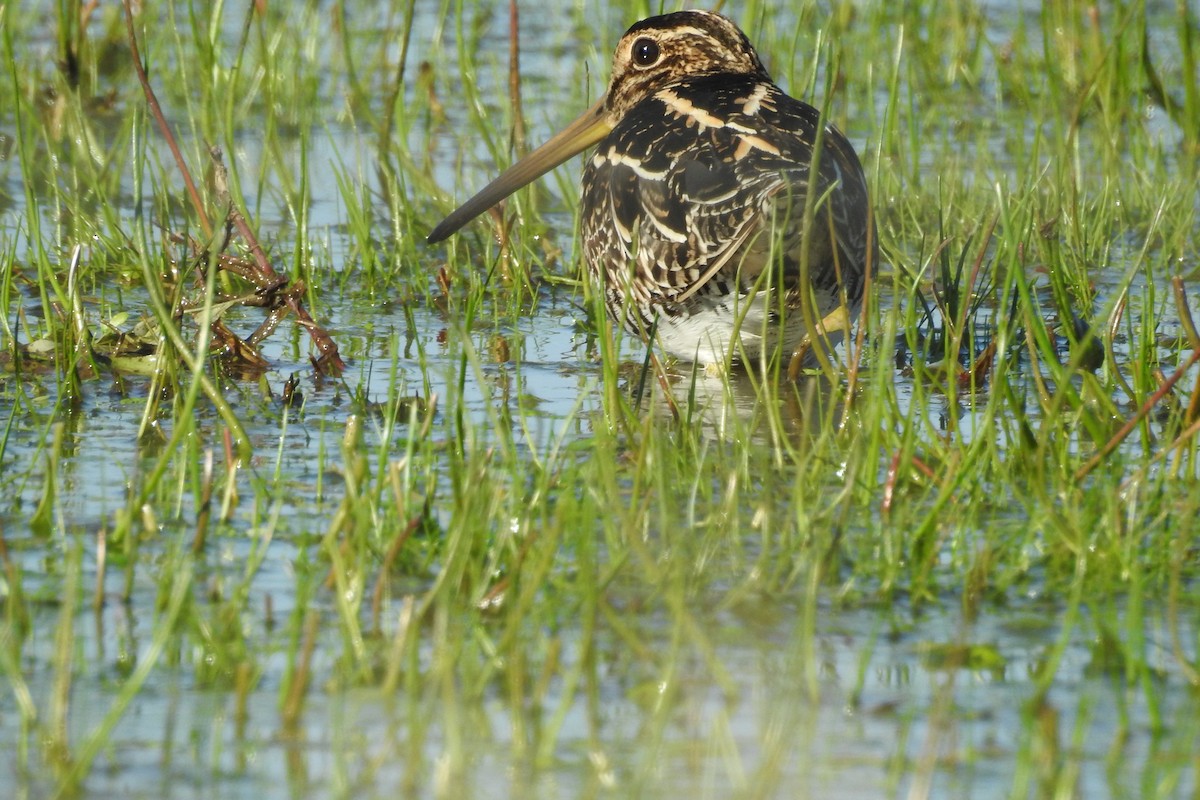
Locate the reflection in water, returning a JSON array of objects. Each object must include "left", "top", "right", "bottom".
[{"left": 649, "top": 362, "right": 848, "bottom": 449}]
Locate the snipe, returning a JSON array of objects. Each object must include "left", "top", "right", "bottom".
[{"left": 428, "top": 10, "right": 875, "bottom": 365}]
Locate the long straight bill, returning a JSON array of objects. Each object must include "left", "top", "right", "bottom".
[{"left": 427, "top": 97, "right": 612, "bottom": 243}]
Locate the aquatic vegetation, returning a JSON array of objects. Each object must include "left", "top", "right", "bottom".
[{"left": 0, "top": 1, "right": 1197, "bottom": 797}]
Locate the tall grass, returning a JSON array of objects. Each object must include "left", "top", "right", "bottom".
[{"left": 0, "top": 0, "right": 1197, "bottom": 797}]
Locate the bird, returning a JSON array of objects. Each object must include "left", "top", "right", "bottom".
[{"left": 427, "top": 10, "right": 875, "bottom": 366}]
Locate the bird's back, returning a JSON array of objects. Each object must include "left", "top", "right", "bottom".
[{"left": 581, "top": 73, "right": 874, "bottom": 362}]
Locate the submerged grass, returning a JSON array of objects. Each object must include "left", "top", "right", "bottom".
[{"left": 1, "top": 0, "right": 1199, "bottom": 797}]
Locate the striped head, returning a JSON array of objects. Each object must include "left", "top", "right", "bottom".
[{"left": 603, "top": 11, "right": 771, "bottom": 118}]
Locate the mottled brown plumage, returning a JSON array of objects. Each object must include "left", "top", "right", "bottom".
[{"left": 428, "top": 10, "right": 875, "bottom": 364}]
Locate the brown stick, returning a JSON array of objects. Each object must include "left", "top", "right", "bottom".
[
  {"left": 208, "top": 148, "right": 345, "bottom": 373},
  {"left": 1075, "top": 344, "right": 1200, "bottom": 481},
  {"left": 508, "top": 0, "right": 526, "bottom": 155},
  {"left": 124, "top": 3, "right": 345, "bottom": 375},
  {"left": 122, "top": 0, "right": 212, "bottom": 238}
]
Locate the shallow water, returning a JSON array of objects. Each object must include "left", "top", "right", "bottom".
[
  {"left": 2, "top": 1, "right": 1199, "bottom": 798},
  {"left": 7, "top": 575, "right": 1198, "bottom": 798}
]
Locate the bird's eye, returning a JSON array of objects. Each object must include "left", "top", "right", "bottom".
[{"left": 632, "top": 37, "right": 661, "bottom": 67}]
